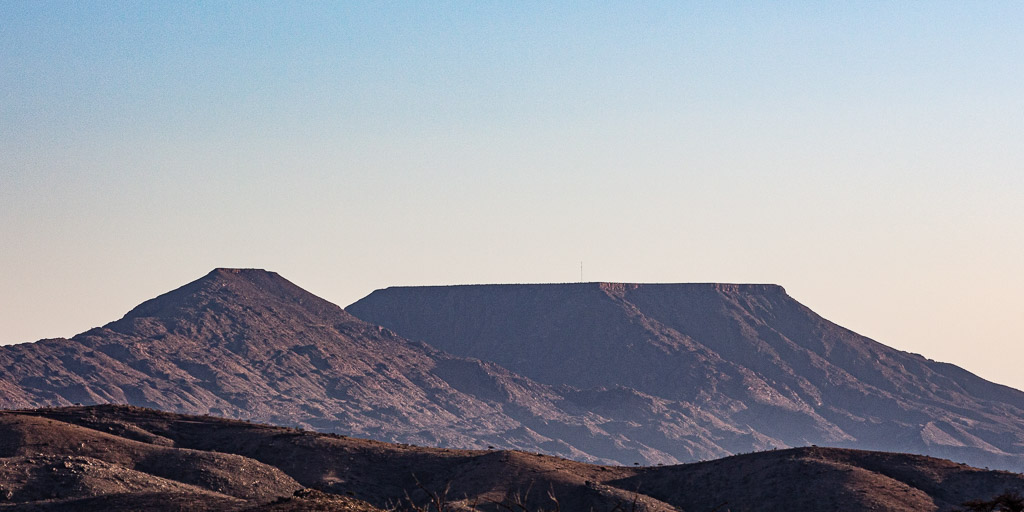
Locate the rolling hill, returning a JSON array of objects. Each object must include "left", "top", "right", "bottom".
[{"left": 2, "top": 405, "right": 1022, "bottom": 511}]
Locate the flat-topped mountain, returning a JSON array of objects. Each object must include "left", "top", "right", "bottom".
[
  {"left": 0, "top": 269, "right": 737, "bottom": 465},
  {"left": 348, "top": 282, "right": 1024, "bottom": 472},
  {"left": 4, "top": 270, "right": 1024, "bottom": 472},
  {"left": 3, "top": 405, "right": 1023, "bottom": 512}
]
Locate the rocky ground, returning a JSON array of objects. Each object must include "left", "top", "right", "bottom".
[{"left": 0, "top": 405, "right": 1021, "bottom": 511}]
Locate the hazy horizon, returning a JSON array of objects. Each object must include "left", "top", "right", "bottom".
[{"left": 3, "top": 3, "right": 1022, "bottom": 389}]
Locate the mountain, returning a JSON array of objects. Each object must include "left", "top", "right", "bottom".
[
  {"left": 0, "top": 269, "right": 734, "bottom": 465},
  {"left": 347, "top": 282, "right": 1024, "bottom": 472},
  {"left": 3, "top": 405, "right": 1023, "bottom": 512},
  {"left": 5, "top": 270, "right": 1024, "bottom": 473}
]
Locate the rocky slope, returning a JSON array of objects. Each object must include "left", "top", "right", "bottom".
[
  {"left": 3, "top": 405, "right": 1022, "bottom": 512},
  {"left": 348, "top": 282, "right": 1024, "bottom": 472},
  {"left": 4, "top": 269, "right": 1024, "bottom": 472},
  {"left": 0, "top": 269, "right": 718, "bottom": 465}
]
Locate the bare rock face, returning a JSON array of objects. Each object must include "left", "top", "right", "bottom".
[{"left": 347, "top": 282, "right": 1024, "bottom": 472}]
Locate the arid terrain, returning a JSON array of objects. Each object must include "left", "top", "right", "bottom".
[
  {"left": 349, "top": 282, "right": 1024, "bottom": 472},
  {"left": 2, "top": 269, "right": 1024, "bottom": 510},
  {"left": 0, "top": 269, "right": 694, "bottom": 465},
  {"left": 1, "top": 405, "right": 1022, "bottom": 511},
  {"left": 2, "top": 269, "right": 1024, "bottom": 475}
]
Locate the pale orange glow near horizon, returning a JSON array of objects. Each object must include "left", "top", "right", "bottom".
[{"left": 2, "top": 2, "right": 1022, "bottom": 389}]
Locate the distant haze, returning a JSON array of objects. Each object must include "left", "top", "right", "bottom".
[{"left": 2, "top": 3, "right": 1022, "bottom": 389}]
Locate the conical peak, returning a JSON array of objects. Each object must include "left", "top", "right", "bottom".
[
  {"left": 202, "top": 268, "right": 283, "bottom": 285},
  {"left": 166, "top": 267, "right": 294, "bottom": 301},
  {"left": 110, "top": 268, "right": 345, "bottom": 326},
  {"left": 197, "top": 268, "right": 293, "bottom": 293}
]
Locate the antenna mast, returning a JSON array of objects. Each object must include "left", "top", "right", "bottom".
[{"left": 580, "top": 261, "right": 583, "bottom": 283}]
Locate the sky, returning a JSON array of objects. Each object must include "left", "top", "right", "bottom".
[{"left": 2, "top": 2, "right": 1022, "bottom": 388}]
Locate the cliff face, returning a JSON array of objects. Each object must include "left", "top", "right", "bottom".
[{"left": 348, "top": 282, "right": 1024, "bottom": 471}]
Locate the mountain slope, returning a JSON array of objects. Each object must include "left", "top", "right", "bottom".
[
  {"left": 347, "top": 282, "right": 1024, "bottom": 472},
  {"left": 0, "top": 269, "right": 731, "bottom": 465},
  {"left": 5, "top": 405, "right": 1024, "bottom": 512}
]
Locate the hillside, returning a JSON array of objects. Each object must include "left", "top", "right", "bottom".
[
  {"left": 348, "top": 282, "right": 1024, "bottom": 472},
  {"left": 4, "top": 270, "right": 1024, "bottom": 472},
  {"left": 2, "top": 405, "right": 1022, "bottom": 511},
  {"left": 0, "top": 269, "right": 725, "bottom": 465}
]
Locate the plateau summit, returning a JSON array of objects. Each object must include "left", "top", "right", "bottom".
[{"left": 2, "top": 269, "right": 1024, "bottom": 473}]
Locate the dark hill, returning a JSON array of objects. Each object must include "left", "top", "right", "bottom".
[
  {"left": 3, "top": 405, "right": 1023, "bottom": 512},
  {"left": 347, "top": 282, "right": 1024, "bottom": 472}
]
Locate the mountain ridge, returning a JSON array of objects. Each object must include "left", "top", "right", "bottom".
[
  {"left": 6, "top": 404, "right": 1024, "bottom": 511},
  {"left": 4, "top": 405, "right": 1019, "bottom": 509},
  {"left": 348, "top": 281, "right": 1024, "bottom": 472},
  {"left": 3, "top": 269, "right": 1024, "bottom": 472},
  {"left": 0, "top": 269, "right": 733, "bottom": 465}
]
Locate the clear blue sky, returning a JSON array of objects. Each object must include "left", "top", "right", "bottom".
[{"left": 2, "top": 2, "right": 1022, "bottom": 387}]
